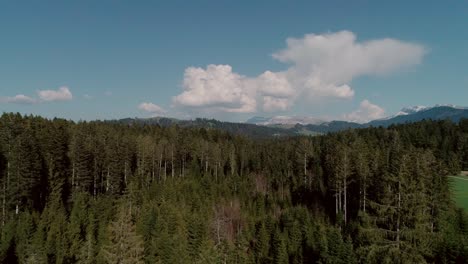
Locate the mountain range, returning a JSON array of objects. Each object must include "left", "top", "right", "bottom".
[
  {"left": 118, "top": 105, "right": 468, "bottom": 138},
  {"left": 247, "top": 105, "right": 468, "bottom": 132}
]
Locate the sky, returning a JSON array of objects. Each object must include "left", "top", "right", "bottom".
[{"left": 0, "top": 0, "right": 467, "bottom": 123}]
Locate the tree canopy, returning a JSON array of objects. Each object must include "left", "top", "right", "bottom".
[{"left": 0, "top": 113, "right": 467, "bottom": 263}]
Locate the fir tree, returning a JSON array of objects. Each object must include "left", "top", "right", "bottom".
[{"left": 101, "top": 203, "right": 144, "bottom": 264}]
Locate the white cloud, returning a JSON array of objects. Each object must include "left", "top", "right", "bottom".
[
  {"left": 0, "top": 94, "right": 37, "bottom": 104},
  {"left": 344, "top": 99, "right": 385, "bottom": 123},
  {"left": 1, "top": 86, "right": 74, "bottom": 104},
  {"left": 273, "top": 31, "right": 425, "bottom": 100},
  {"left": 173, "top": 65, "right": 257, "bottom": 113},
  {"left": 173, "top": 31, "right": 426, "bottom": 114},
  {"left": 273, "top": 31, "right": 425, "bottom": 80},
  {"left": 262, "top": 96, "right": 290, "bottom": 112},
  {"left": 138, "top": 102, "right": 166, "bottom": 116},
  {"left": 302, "top": 77, "right": 355, "bottom": 98},
  {"left": 257, "top": 71, "right": 294, "bottom": 98},
  {"left": 38, "top": 86, "right": 73, "bottom": 102},
  {"left": 256, "top": 71, "right": 296, "bottom": 112}
]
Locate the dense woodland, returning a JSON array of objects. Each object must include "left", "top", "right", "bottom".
[{"left": 1, "top": 113, "right": 468, "bottom": 263}]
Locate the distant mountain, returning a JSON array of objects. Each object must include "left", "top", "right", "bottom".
[
  {"left": 374, "top": 105, "right": 429, "bottom": 121},
  {"left": 368, "top": 105, "right": 468, "bottom": 127},
  {"left": 246, "top": 116, "right": 325, "bottom": 126},
  {"left": 114, "top": 117, "right": 297, "bottom": 138},
  {"left": 376, "top": 104, "right": 465, "bottom": 121},
  {"left": 245, "top": 105, "right": 468, "bottom": 136},
  {"left": 245, "top": 116, "right": 271, "bottom": 124},
  {"left": 116, "top": 105, "right": 468, "bottom": 138},
  {"left": 301, "top": 120, "right": 363, "bottom": 133},
  {"left": 398, "top": 105, "right": 430, "bottom": 115}
]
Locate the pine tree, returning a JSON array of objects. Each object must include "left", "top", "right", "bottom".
[
  {"left": 9, "top": 128, "right": 43, "bottom": 213},
  {"left": 101, "top": 203, "right": 144, "bottom": 264},
  {"left": 254, "top": 222, "right": 270, "bottom": 263},
  {"left": 287, "top": 221, "right": 303, "bottom": 264},
  {"left": 40, "top": 200, "right": 68, "bottom": 263},
  {"left": 15, "top": 211, "right": 37, "bottom": 263},
  {"left": 37, "top": 119, "right": 70, "bottom": 205},
  {"left": 77, "top": 212, "right": 97, "bottom": 264},
  {"left": 67, "top": 192, "right": 89, "bottom": 261},
  {"left": 272, "top": 228, "right": 288, "bottom": 264},
  {"left": 0, "top": 113, "right": 25, "bottom": 219},
  {"left": 70, "top": 125, "right": 94, "bottom": 194},
  {"left": 326, "top": 227, "right": 343, "bottom": 263}
]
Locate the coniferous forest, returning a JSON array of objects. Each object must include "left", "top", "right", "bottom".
[{"left": 1, "top": 113, "right": 468, "bottom": 263}]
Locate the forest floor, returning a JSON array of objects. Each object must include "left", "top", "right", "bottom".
[{"left": 450, "top": 173, "right": 468, "bottom": 211}]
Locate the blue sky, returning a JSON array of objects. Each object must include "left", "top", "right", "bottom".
[{"left": 0, "top": 0, "right": 467, "bottom": 122}]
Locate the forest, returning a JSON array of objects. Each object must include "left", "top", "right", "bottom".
[{"left": 1, "top": 112, "right": 468, "bottom": 263}]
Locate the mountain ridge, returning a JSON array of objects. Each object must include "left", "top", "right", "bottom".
[
  {"left": 247, "top": 105, "right": 468, "bottom": 126},
  {"left": 117, "top": 105, "right": 468, "bottom": 138}
]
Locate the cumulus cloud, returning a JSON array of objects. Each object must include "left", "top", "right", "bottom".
[
  {"left": 257, "top": 71, "right": 295, "bottom": 98},
  {"left": 38, "top": 86, "right": 73, "bottom": 102},
  {"left": 173, "top": 31, "right": 426, "bottom": 114},
  {"left": 344, "top": 99, "right": 386, "bottom": 123},
  {"left": 262, "top": 96, "right": 290, "bottom": 112},
  {"left": 173, "top": 65, "right": 257, "bottom": 113},
  {"left": 138, "top": 102, "right": 166, "bottom": 116},
  {"left": 1, "top": 86, "right": 74, "bottom": 104},
  {"left": 273, "top": 31, "right": 425, "bottom": 82},
  {"left": 0, "top": 94, "right": 37, "bottom": 104}
]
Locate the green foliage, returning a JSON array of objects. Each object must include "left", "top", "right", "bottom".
[
  {"left": 272, "top": 228, "right": 288, "bottom": 264},
  {"left": 0, "top": 113, "right": 467, "bottom": 263},
  {"left": 100, "top": 203, "right": 144, "bottom": 264}
]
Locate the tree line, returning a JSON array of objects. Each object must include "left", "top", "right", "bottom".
[{"left": 0, "top": 112, "right": 468, "bottom": 263}]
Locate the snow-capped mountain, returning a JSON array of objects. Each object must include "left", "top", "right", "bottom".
[
  {"left": 246, "top": 116, "right": 326, "bottom": 126},
  {"left": 397, "top": 105, "right": 429, "bottom": 116},
  {"left": 120, "top": 104, "right": 468, "bottom": 138},
  {"left": 381, "top": 104, "right": 467, "bottom": 121},
  {"left": 375, "top": 105, "right": 429, "bottom": 121},
  {"left": 368, "top": 105, "right": 468, "bottom": 127},
  {"left": 246, "top": 105, "right": 468, "bottom": 135}
]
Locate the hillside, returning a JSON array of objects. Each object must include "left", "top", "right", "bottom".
[
  {"left": 368, "top": 105, "right": 468, "bottom": 127},
  {"left": 115, "top": 117, "right": 297, "bottom": 138},
  {"left": 118, "top": 105, "right": 468, "bottom": 138}
]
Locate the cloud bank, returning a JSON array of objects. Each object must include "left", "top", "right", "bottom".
[
  {"left": 38, "top": 86, "right": 73, "bottom": 102},
  {"left": 138, "top": 102, "right": 166, "bottom": 116},
  {"left": 344, "top": 99, "right": 386, "bottom": 123},
  {"left": 173, "top": 31, "right": 426, "bottom": 115},
  {"left": 0, "top": 94, "right": 37, "bottom": 104},
  {"left": 1, "top": 86, "right": 73, "bottom": 104}
]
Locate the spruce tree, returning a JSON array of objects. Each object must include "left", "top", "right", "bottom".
[{"left": 101, "top": 203, "right": 144, "bottom": 264}]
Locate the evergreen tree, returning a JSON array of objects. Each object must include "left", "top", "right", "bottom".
[
  {"left": 101, "top": 203, "right": 144, "bottom": 264},
  {"left": 9, "top": 128, "right": 43, "bottom": 213},
  {"left": 0, "top": 113, "right": 466, "bottom": 262},
  {"left": 77, "top": 212, "right": 97, "bottom": 264},
  {"left": 273, "top": 228, "right": 288, "bottom": 264},
  {"left": 70, "top": 126, "right": 94, "bottom": 194}
]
